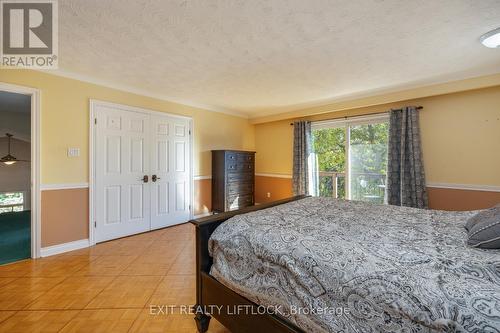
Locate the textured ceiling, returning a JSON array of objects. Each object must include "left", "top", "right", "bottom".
[{"left": 58, "top": 0, "right": 500, "bottom": 117}]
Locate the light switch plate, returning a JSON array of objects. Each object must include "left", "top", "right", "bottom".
[{"left": 67, "top": 147, "right": 80, "bottom": 157}]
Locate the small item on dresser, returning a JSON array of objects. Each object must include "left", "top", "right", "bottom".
[{"left": 467, "top": 204, "right": 500, "bottom": 249}]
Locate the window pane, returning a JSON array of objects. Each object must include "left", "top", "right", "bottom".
[
  {"left": 0, "top": 192, "right": 24, "bottom": 206},
  {"left": 0, "top": 207, "right": 13, "bottom": 213},
  {"left": 313, "top": 127, "right": 346, "bottom": 199},
  {"left": 349, "top": 122, "right": 388, "bottom": 203}
]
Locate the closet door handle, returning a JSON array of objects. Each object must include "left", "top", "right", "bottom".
[
  {"left": 152, "top": 175, "right": 160, "bottom": 182},
  {"left": 141, "top": 175, "right": 149, "bottom": 183}
]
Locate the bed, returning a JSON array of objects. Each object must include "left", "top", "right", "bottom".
[{"left": 191, "top": 196, "right": 500, "bottom": 333}]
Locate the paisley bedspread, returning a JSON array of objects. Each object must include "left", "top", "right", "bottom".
[{"left": 208, "top": 197, "right": 500, "bottom": 332}]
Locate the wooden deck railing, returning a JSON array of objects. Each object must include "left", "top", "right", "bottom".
[{"left": 318, "top": 171, "right": 386, "bottom": 201}]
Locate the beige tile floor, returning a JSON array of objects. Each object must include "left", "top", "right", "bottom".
[{"left": 0, "top": 223, "right": 230, "bottom": 332}]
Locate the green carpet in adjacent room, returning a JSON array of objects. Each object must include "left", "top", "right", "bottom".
[{"left": 0, "top": 210, "right": 31, "bottom": 265}]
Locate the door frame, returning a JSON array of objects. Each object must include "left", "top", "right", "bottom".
[
  {"left": 0, "top": 81, "right": 42, "bottom": 258},
  {"left": 89, "top": 99, "right": 194, "bottom": 246}
]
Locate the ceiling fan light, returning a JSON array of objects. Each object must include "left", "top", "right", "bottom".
[
  {"left": 0, "top": 153, "right": 18, "bottom": 165},
  {"left": 480, "top": 27, "right": 500, "bottom": 48},
  {"left": 2, "top": 134, "right": 22, "bottom": 165}
]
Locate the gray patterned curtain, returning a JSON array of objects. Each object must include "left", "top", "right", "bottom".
[
  {"left": 292, "top": 121, "right": 317, "bottom": 196},
  {"left": 386, "top": 107, "right": 428, "bottom": 208}
]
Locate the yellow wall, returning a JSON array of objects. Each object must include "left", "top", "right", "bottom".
[
  {"left": 256, "top": 86, "right": 500, "bottom": 186},
  {"left": 0, "top": 70, "right": 254, "bottom": 184},
  {"left": 255, "top": 119, "right": 293, "bottom": 176}
]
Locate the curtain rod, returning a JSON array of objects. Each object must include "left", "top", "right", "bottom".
[{"left": 289, "top": 106, "right": 423, "bottom": 125}]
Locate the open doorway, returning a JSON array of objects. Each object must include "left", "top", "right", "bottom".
[{"left": 0, "top": 91, "right": 32, "bottom": 264}]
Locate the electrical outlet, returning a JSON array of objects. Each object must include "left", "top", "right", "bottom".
[
  {"left": 267, "top": 192, "right": 271, "bottom": 198},
  {"left": 67, "top": 147, "right": 80, "bottom": 157}
]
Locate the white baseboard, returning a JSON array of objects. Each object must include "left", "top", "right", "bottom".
[{"left": 40, "top": 238, "right": 90, "bottom": 257}]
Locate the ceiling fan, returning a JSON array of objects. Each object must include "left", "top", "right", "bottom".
[{"left": 1, "top": 133, "right": 30, "bottom": 165}]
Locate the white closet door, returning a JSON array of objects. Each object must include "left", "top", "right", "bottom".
[
  {"left": 150, "top": 114, "right": 191, "bottom": 229},
  {"left": 94, "top": 105, "right": 151, "bottom": 242}
]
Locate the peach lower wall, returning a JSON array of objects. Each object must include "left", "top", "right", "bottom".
[
  {"left": 194, "top": 176, "right": 295, "bottom": 213},
  {"left": 41, "top": 188, "right": 89, "bottom": 247},
  {"left": 255, "top": 176, "right": 293, "bottom": 204},
  {"left": 40, "top": 179, "right": 500, "bottom": 247},
  {"left": 193, "top": 177, "right": 295, "bottom": 214},
  {"left": 427, "top": 187, "right": 500, "bottom": 211},
  {"left": 41, "top": 180, "right": 212, "bottom": 247},
  {"left": 255, "top": 176, "right": 500, "bottom": 211},
  {"left": 194, "top": 179, "right": 212, "bottom": 216}
]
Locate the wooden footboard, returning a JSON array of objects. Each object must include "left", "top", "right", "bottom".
[{"left": 190, "top": 195, "right": 308, "bottom": 333}]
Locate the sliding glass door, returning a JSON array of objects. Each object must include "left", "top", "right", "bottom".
[{"left": 312, "top": 114, "right": 389, "bottom": 203}]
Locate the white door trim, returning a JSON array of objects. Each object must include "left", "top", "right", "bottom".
[
  {"left": 189, "top": 118, "right": 194, "bottom": 221},
  {"left": 0, "top": 81, "right": 42, "bottom": 259},
  {"left": 89, "top": 99, "right": 194, "bottom": 246}
]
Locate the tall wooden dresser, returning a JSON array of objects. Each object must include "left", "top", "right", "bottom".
[{"left": 211, "top": 150, "right": 255, "bottom": 212}]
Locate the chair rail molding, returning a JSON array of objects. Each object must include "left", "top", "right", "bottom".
[
  {"left": 41, "top": 183, "right": 90, "bottom": 190},
  {"left": 426, "top": 182, "right": 500, "bottom": 192},
  {"left": 255, "top": 173, "right": 293, "bottom": 179}
]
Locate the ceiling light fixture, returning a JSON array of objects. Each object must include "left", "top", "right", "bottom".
[
  {"left": 480, "top": 27, "right": 500, "bottom": 48},
  {"left": 1, "top": 133, "right": 29, "bottom": 165}
]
